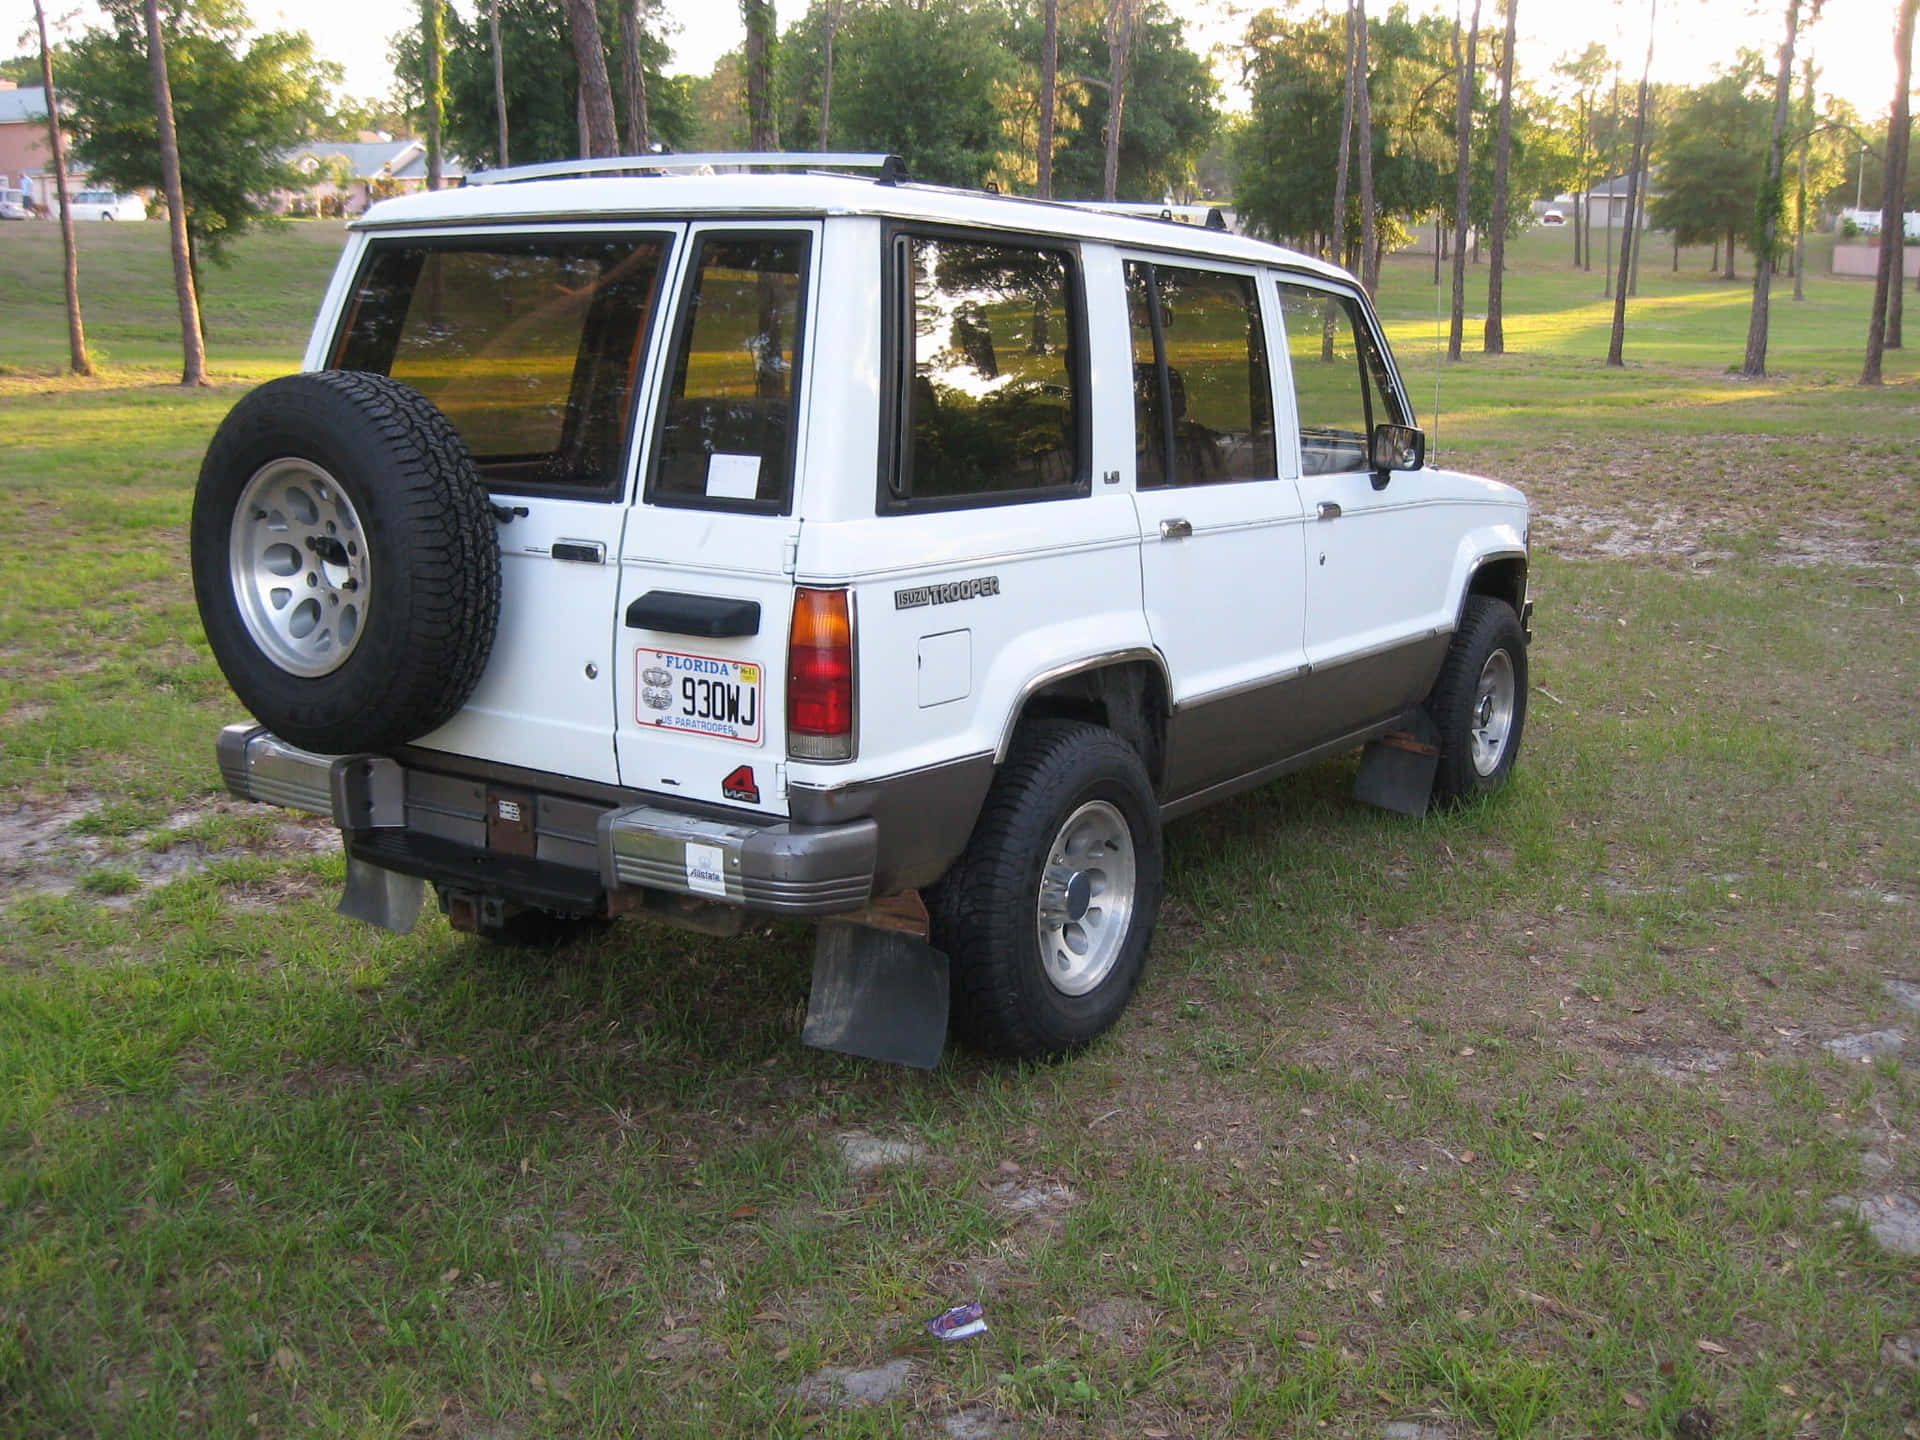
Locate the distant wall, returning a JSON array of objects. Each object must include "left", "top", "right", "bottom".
[{"left": 1833, "top": 242, "right": 1920, "bottom": 280}]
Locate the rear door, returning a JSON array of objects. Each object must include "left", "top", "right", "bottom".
[
  {"left": 330, "top": 226, "right": 681, "bottom": 785},
  {"left": 612, "top": 223, "right": 818, "bottom": 817}
]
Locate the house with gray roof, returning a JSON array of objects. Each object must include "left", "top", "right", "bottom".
[{"left": 278, "top": 139, "right": 467, "bottom": 217}]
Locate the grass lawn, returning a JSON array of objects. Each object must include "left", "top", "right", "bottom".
[{"left": 1, "top": 219, "right": 1918, "bottom": 1439}]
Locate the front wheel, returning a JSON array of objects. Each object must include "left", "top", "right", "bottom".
[
  {"left": 1426, "top": 595, "right": 1528, "bottom": 806},
  {"left": 928, "top": 720, "right": 1163, "bottom": 1059}
]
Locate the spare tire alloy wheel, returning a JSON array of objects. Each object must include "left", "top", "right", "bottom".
[
  {"left": 229, "top": 459, "right": 369, "bottom": 678},
  {"left": 192, "top": 370, "right": 502, "bottom": 756}
]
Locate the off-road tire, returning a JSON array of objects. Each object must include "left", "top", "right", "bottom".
[
  {"left": 928, "top": 720, "right": 1163, "bottom": 1059},
  {"left": 191, "top": 371, "right": 500, "bottom": 754},
  {"left": 1426, "top": 595, "right": 1528, "bottom": 806}
]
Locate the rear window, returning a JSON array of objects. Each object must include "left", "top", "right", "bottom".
[
  {"left": 333, "top": 234, "right": 669, "bottom": 500},
  {"left": 647, "top": 231, "right": 810, "bottom": 513}
]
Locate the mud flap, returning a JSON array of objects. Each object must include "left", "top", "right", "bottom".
[
  {"left": 803, "top": 919, "right": 950, "bottom": 1070},
  {"left": 338, "top": 854, "right": 427, "bottom": 934},
  {"left": 1353, "top": 709, "right": 1442, "bottom": 817}
]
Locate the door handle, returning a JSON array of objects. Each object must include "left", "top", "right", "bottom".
[
  {"left": 625, "top": 591, "right": 761, "bottom": 637},
  {"left": 1159, "top": 518, "right": 1193, "bottom": 540},
  {"left": 1317, "top": 502, "right": 1342, "bottom": 521}
]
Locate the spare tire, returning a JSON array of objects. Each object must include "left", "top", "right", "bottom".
[{"left": 191, "top": 370, "right": 501, "bottom": 755}]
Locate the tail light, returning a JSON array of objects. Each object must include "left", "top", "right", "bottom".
[{"left": 787, "top": 587, "right": 854, "bottom": 760}]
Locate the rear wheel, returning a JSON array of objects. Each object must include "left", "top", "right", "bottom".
[
  {"left": 1426, "top": 595, "right": 1528, "bottom": 806},
  {"left": 928, "top": 720, "right": 1162, "bottom": 1059}
]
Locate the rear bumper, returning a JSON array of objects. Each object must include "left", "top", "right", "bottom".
[{"left": 216, "top": 722, "right": 877, "bottom": 918}]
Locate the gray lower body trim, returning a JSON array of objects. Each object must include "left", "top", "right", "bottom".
[
  {"left": 1160, "top": 630, "right": 1452, "bottom": 812},
  {"left": 790, "top": 751, "right": 996, "bottom": 893},
  {"left": 1161, "top": 713, "right": 1411, "bottom": 822}
]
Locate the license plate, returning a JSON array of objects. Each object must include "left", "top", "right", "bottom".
[{"left": 636, "top": 649, "right": 763, "bottom": 745}]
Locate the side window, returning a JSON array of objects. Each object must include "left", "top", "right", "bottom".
[
  {"left": 334, "top": 235, "right": 667, "bottom": 499},
  {"left": 1273, "top": 283, "right": 1406, "bottom": 477},
  {"left": 651, "top": 232, "right": 809, "bottom": 512},
  {"left": 890, "top": 233, "right": 1082, "bottom": 507},
  {"left": 1125, "top": 260, "right": 1275, "bottom": 488}
]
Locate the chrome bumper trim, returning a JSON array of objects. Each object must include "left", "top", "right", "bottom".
[{"left": 216, "top": 724, "right": 878, "bottom": 918}]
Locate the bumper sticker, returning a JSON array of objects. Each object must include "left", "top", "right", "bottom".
[{"left": 686, "top": 842, "right": 728, "bottom": 897}]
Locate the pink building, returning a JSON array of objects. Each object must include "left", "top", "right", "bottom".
[{"left": 0, "top": 82, "right": 51, "bottom": 205}]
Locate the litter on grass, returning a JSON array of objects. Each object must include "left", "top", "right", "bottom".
[{"left": 927, "top": 1301, "right": 988, "bottom": 1340}]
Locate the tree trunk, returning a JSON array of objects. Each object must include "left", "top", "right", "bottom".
[
  {"left": 1605, "top": 0, "right": 1656, "bottom": 369},
  {"left": 143, "top": 0, "right": 205, "bottom": 386},
  {"left": 1602, "top": 71, "right": 1620, "bottom": 296},
  {"left": 1447, "top": 0, "right": 1481, "bottom": 360},
  {"left": 34, "top": 0, "right": 90, "bottom": 377},
  {"left": 1740, "top": 0, "right": 1799, "bottom": 377},
  {"left": 1330, "top": 0, "right": 1357, "bottom": 267},
  {"left": 1356, "top": 0, "right": 1378, "bottom": 292},
  {"left": 1483, "top": 0, "right": 1518, "bottom": 352},
  {"left": 569, "top": 0, "right": 620, "bottom": 158},
  {"left": 1103, "top": 0, "right": 1142, "bottom": 202},
  {"left": 1892, "top": 127, "right": 1912, "bottom": 348},
  {"left": 1037, "top": 0, "right": 1057, "bottom": 197},
  {"left": 1866, "top": 0, "right": 1917, "bottom": 381},
  {"left": 1710, "top": 238, "right": 1719, "bottom": 272},
  {"left": 490, "top": 0, "right": 510, "bottom": 166},
  {"left": 423, "top": 0, "right": 444, "bottom": 189},
  {"left": 1792, "top": 51, "right": 1812, "bottom": 302},
  {"left": 1724, "top": 224, "right": 1737, "bottom": 280},
  {"left": 1628, "top": 203, "right": 1642, "bottom": 293},
  {"left": 1573, "top": 93, "right": 1588, "bottom": 268},
  {"left": 820, "top": 0, "right": 839, "bottom": 153},
  {"left": 621, "top": 0, "right": 651, "bottom": 154},
  {"left": 741, "top": 0, "right": 777, "bottom": 152}
]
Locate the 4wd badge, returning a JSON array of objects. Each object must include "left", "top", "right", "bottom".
[{"left": 721, "top": 765, "right": 761, "bottom": 804}]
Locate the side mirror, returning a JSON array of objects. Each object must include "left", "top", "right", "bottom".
[{"left": 1368, "top": 423, "right": 1425, "bottom": 489}]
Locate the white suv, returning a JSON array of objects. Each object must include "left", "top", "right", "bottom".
[{"left": 193, "top": 155, "right": 1530, "bottom": 1065}]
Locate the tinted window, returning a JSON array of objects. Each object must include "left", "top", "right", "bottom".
[
  {"left": 334, "top": 236, "right": 667, "bottom": 498},
  {"left": 651, "top": 233, "right": 808, "bottom": 511},
  {"left": 1126, "top": 261, "right": 1275, "bottom": 488},
  {"left": 893, "top": 235, "right": 1081, "bottom": 505},
  {"left": 1273, "top": 283, "right": 1406, "bottom": 476}
]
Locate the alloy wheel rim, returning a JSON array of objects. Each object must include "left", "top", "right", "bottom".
[
  {"left": 1469, "top": 648, "right": 1516, "bottom": 776},
  {"left": 1034, "top": 799, "right": 1137, "bottom": 997},
  {"left": 229, "top": 459, "right": 370, "bottom": 678}
]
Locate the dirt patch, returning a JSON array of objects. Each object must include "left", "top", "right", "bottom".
[
  {"left": 1504, "top": 432, "right": 1920, "bottom": 573},
  {"left": 0, "top": 794, "right": 338, "bottom": 906},
  {"left": 1075, "top": 1297, "right": 1156, "bottom": 1343}
]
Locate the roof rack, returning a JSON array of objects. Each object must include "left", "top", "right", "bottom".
[
  {"left": 1067, "top": 200, "right": 1231, "bottom": 231},
  {"left": 468, "top": 152, "right": 910, "bottom": 187}
]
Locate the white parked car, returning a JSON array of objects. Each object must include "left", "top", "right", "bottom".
[
  {"left": 71, "top": 188, "right": 146, "bottom": 221},
  {"left": 193, "top": 155, "right": 1530, "bottom": 1065}
]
